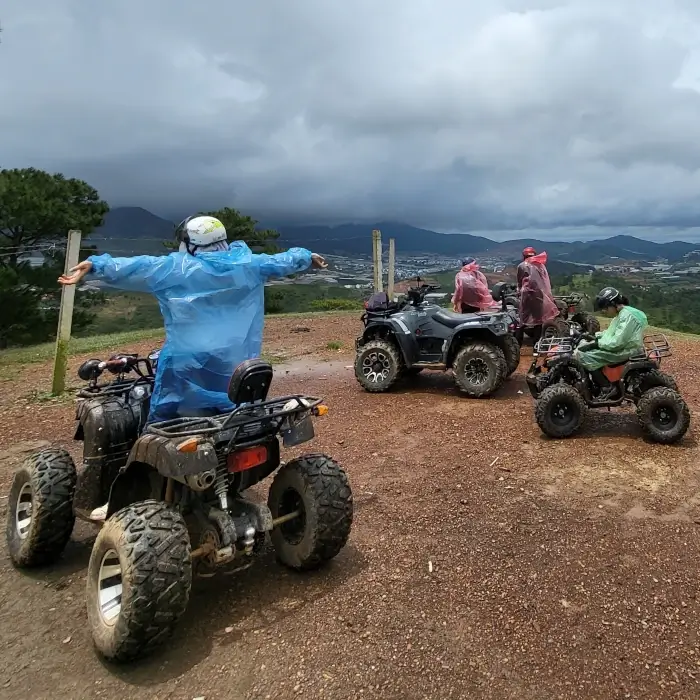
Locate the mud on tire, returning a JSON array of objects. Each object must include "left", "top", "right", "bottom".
[
  {"left": 268, "top": 455, "right": 353, "bottom": 571},
  {"left": 6, "top": 448, "right": 77, "bottom": 568},
  {"left": 452, "top": 342, "right": 507, "bottom": 398},
  {"left": 542, "top": 318, "right": 570, "bottom": 340},
  {"left": 354, "top": 339, "right": 402, "bottom": 393},
  {"left": 535, "top": 384, "right": 588, "bottom": 439},
  {"left": 86, "top": 500, "right": 192, "bottom": 662},
  {"left": 501, "top": 334, "right": 521, "bottom": 377},
  {"left": 636, "top": 387, "right": 690, "bottom": 445}
]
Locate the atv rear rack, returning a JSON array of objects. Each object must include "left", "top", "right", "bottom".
[
  {"left": 633, "top": 333, "right": 672, "bottom": 360},
  {"left": 145, "top": 395, "right": 323, "bottom": 439},
  {"left": 533, "top": 336, "right": 574, "bottom": 355}
]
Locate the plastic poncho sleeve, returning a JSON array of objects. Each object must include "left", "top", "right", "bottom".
[
  {"left": 86, "top": 253, "right": 171, "bottom": 293},
  {"left": 575, "top": 306, "right": 648, "bottom": 370},
  {"left": 256, "top": 247, "right": 312, "bottom": 280}
]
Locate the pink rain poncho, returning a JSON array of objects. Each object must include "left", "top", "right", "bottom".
[
  {"left": 516, "top": 252, "right": 559, "bottom": 327},
  {"left": 452, "top": 262, "right": 494, "bottom": 311}
]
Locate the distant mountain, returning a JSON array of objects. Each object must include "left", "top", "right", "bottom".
[
  {"left": 91, "top": 208, "right": 698, "bottom": 264},
  {"left": 90, "top": 207, "right": 174, "bottom": 255}
]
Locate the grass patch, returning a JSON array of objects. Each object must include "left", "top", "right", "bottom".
[{"left": 326, "top": 341, "right": 344, "bottom": 351}]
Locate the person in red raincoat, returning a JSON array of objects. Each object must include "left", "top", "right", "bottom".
[
  {"left": 452, "top": 257, "right": 494, "bottom": 313},
  {"left": 516, "top": 248, "right": 559, "bottom": 329}
]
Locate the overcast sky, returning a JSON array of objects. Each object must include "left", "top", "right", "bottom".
[{"left": 3, "top": 0, "right": 700, "bottom": 241}]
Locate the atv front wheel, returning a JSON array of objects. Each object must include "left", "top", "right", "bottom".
[
  {"left": 501, "top": 334, "right": 521, "bottom": 376},
  {"left": 6, "top": 448, "right": 77, "bottom": 568},
  {"left": 269, "top": 455, "right": 353, "bottom": 571},
  {"left": 535, "top": 384, "right": 588, "bottom": 439},
  {"left": 541, "top": 318, "right": 570, "bottom": 340},
  {"left": 636, "top": 387, "right": 690, "bottom": 444},
  {"left": 354, "top": 340, "right": 401, "bottom": 393},
  {"left": 86, "top": 500, "right": 192, "bottom": 662},
  {"left": 453, "top": 342, "right": 507, "bottom": 398}
]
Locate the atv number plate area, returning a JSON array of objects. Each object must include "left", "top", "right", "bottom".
[{"left": 281, "top": 414, "right": 315, "bottom": 446}]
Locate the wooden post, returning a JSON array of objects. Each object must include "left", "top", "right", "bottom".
[
  {"left": 51, "top": 229, "right": 82, "bottom": 395},
  {"left": 387, "top": 238, "right": 395, "bottom": 300},
  {"left": 372, "top": 229, "right": 383, "bottom": 292}
]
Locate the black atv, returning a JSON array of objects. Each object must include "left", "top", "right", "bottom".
[
  {"left": 493, "top": 282, "right": 570, "bottom": 342},
  {"left": 5, "top": 353, "right": 353, "bottom": 662},
  {"left": 525, "top": 331, "right": 689, "bottom": 443},
  {"left": 354, "top": 278, "right": 521, "bottom": 398},
  {"left": 553, "top": 292, "right": 601, "bottom": 335}
]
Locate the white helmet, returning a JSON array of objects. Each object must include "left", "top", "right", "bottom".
[{"left": 175, "top": 215, "right": 227, "bottom": 249}]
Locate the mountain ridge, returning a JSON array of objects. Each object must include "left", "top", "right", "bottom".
[{"left": 91, "top": 207, "right": 698, "bottom": 263}]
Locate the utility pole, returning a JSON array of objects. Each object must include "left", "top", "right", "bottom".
[
  {"left": 387, "top": 238, "right": 396, "bottom": 300},
  {"left": 372, "top": 229, "right": 383, "bottom": 292},
  {"left": 51, "top": 229, "right": 82, "bottom": 396}
]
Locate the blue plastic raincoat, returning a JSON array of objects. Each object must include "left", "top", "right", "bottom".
[
  {"left": 575, "top": 306, "right": 648, "bottom": 371},
  {"left": 85, "top": 243, "right": 312, "bottom": 422}
]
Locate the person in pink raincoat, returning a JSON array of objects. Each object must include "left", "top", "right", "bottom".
[
  {"left": 516, "top": 249, "right": 559, "bottom": 328},
  {"left": 452, "top": 257, "right": 494, "bottom": 313}
]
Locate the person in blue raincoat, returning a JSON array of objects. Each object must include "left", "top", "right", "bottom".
[
  {"left": 575, "top": 286, "right": 648, "bottom": 399},
  {"left": 59, "top": 214, "right": 327, "bottom": 424}
]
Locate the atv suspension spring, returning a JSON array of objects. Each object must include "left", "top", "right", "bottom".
[{"left": 214, "top": 463, "right": 229, "bottom": 511}]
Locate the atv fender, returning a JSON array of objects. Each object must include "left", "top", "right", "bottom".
[
  {"left": 360, "top": 319, "right": 417, "bottom": 365},
  {"left": 445, "top": 322, "right": 510, "bottom": 365},
  {"left": 73, "top": 393, "right": 148, "bottom": 514}
]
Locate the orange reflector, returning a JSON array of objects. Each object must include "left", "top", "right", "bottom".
[
  {"left": 228, "top": 445, "right": 268, "bottom": 473},
  {"left": 315, "top": 404, "right": 328, "bottom": 416},
  {"left": 177, "top": 437, "right": 200, "bottom": 453}
]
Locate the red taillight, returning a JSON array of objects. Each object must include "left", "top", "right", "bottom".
[
  {"left": 228, "top": 445, "right": 268, "bottom": 473},
  {"left": 568, "top": 306, "right": 575, "bottom": 314}
]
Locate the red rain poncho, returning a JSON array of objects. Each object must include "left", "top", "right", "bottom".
[
  {"left": 516, "top": 252, "right": 559, "bottom": 327},
  {"left": 452, "top": 262, "right": 494, "bottom": 311}
]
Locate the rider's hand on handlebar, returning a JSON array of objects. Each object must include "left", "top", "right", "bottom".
[{"left": 58, "top": 260, "right": 93, "bottom": 286}]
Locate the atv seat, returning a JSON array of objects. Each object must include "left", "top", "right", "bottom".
[
  {"left": 433, "top": 309, "right": 474, "bottom": 329},
  {"left": 228, "top": 358, "right": 273, "bottom": 405}
]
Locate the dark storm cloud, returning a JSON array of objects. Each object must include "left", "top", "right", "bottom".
[{"left": 2, "top": 0, "right": 700, "bottom": 232}]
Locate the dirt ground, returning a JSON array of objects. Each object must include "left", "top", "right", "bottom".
[{"left": 2, "top": 313, "right": 700, "bottom": 699}]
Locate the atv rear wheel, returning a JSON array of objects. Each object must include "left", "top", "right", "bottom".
[
  {"left": 354, "top": 340, "right": 401, "bottom": 393},
  {"left": 501, "top": 334, "right": 521, "bottom": 376},
  {"left": 6, "top": 448, "right": 77, "bottom": 568},
  {"left": 535, "top": 384, "right": 587, "bottom": 439},
  {"left": 86, "top": 500, "right": 191, "bottom": 662},
  {"left": 636, "top": 387, "right": 690, "bottom": 444},
  {"left": 269, "top": 455, "right": 353, "bottom": 571},
  {"left": 639, "top": 369, "right": 679, "bottom": 394},
  {"left": 453, "top": 342, "right": 507, "bottom": 398}
]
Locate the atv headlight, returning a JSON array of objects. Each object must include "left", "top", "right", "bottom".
[{"left": 492, "top": 323, "right": 505, "bottom": 333}]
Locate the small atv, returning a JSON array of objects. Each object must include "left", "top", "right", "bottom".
[
  {"left": 525, "top": 332, "right": 689, "bottom": 443},
  {"left": 492, "top": 282, "right": 570, "bottom": 343},
  {"left": 6, "top": 354, "right": 353, "bottom": 662},
  {"left": 355, "top": 279, "right": 520, "bottom": 398},
  {"left": 553, "top": 292, "right": 601, "bottom": 335}
]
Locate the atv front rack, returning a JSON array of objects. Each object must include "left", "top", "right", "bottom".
[
  {"left": 145, "top": 395, "right": 323, "bottom": 439},
  {"left": 533, "top": 336, "right": 574, "bottom": 355}
]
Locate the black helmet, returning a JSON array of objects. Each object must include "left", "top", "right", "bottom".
[{"left": 594, "top": 287, "right": 622, "bottom": 311}]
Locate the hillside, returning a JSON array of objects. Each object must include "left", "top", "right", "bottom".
[{"left": 89, "top": 207, "right": 698, "bottom": 264}]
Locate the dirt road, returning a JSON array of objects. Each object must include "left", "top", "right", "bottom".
[{"left": 1, "top": 313, "right": 700, "bottom": 699}]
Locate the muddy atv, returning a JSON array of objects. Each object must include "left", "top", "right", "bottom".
[
  {"left": 5, "top": 354, "right": 353, "bottom": 662},
  {"left": 553, "top": 292, "right": 601, "bottom": 335},
  {"left": 492, "top": 282, "right": 570, "bottom": 343},
  {"left": 526, "top": 332, "right": 689, "bottom": 444},
  {"left": 355, "top": 279, "right": 521, "bottom": 398}
]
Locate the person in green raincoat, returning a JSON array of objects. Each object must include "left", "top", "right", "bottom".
[{"left": 575, "top": 287, "right": 648, "bottom": 399}]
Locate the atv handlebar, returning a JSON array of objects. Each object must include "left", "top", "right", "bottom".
[{"left": 77, "top": 354, "right": 155, "bottom": 383}]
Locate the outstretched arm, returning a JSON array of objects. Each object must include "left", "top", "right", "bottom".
[
  {"left": 256, "top": 247, "right": 325, "bottom": 280},
  {"left": 59, "top": 253, "right": 168, "bottom": 294}
]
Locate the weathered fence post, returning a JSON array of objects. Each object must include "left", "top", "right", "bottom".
[
  {"left": 51, "top": 229, "right": 82, "bottom": 395},
  {"left": 387, "top": 237, "right": 396, "bottom": 300},
  {"left": 372, "top": 229, "right": 383, "bottom": 292}
]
